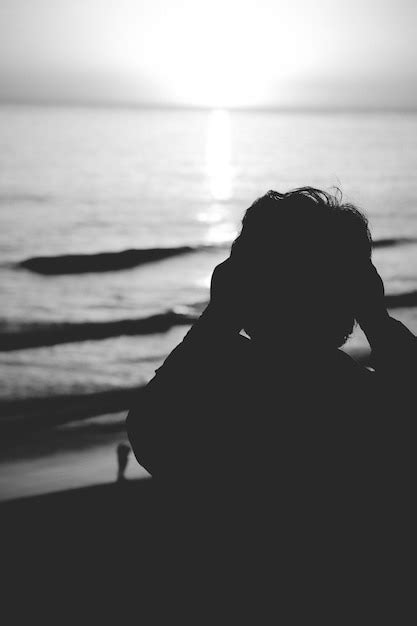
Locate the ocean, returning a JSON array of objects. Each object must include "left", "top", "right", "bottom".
[{"left": 1, "top": 104, "right": 417, "bottom": 418}]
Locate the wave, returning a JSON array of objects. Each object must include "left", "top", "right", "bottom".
[
  {"left": 0, "top": 349, "right": 374, "bottom": 436},
  {"left": 16, "top": 237, "right": 417, "bottom": 275},
  {"left": 1, "top": 288, "right": 416, "bottom": 352},
  {"left": 0, "top": 191, "right": 51, "bottom": 205},
  {"left": 0, "top": 387, "right": 143, "bottom": 436},
  {"left": 18, "top": 244, "right": 226, "bottom": 275},
  {"left": 0, "top": 308, "right": 201, "bottom": 351},
  {"left": 372, "top": 237, "right": 417, "bottom": 248},
  {"left": 385, "top": 290, "right": 417, "bottom": 309}
]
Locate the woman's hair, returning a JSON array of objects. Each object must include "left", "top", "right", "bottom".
[{"left": 231, "top": 187, "right": 372, "bottom": 347}]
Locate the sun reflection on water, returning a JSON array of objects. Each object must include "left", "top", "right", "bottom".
[
  {"left": 206, "top": 109, "right": 233, "bottom": 201},
  {"left": 200, "top": 109, "right": 237, "bottom": 245}
]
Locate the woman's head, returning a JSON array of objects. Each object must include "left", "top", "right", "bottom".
[{"left": 231, "top": 187, "right": 372, "bottom": 347}]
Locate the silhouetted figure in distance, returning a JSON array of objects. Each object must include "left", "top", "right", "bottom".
[{"left": 116, "top": 443, "right": 131, "bottom": 482}]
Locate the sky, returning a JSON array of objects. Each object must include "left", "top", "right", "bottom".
[{"left": 0, "top": 0, "right": 416, "bottom": 108}]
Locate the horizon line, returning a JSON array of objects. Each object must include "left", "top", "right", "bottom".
[{"left": 1, "top": 97, "right": 417, "bottom": 115}]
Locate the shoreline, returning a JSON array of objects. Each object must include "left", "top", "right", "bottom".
[
  {"left": 0, "top": 344, "right": 371, "bottom": 503},
  {"left": 0, "top": 411, "right": 149, "bottom": 502},
  {"left": 0, "top": 344, "right": 372, "bottom": 436},
  {"left": 0, "top": 387, "right": 143, "bottom": 438}
]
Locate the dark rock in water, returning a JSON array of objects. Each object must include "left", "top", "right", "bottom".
[{"left": 19, "top": 246, "right": 196, "bottom": 274}]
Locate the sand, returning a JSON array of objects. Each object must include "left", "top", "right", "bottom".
[{"left": 0, "top": 411, "right": 149, "bottom": 502}]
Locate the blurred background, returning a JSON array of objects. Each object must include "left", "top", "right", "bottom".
[{"left": 1, "top": 0, "right": 416, "bottom": 500}]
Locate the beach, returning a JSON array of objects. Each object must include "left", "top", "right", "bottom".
[
  {"left": 0, "top": 411, "right": 149, "bottom": 501},
  {"left": 1, "top": 477, "right": 157, "bottom": 620},
  {"left": 1, "top": 105, "right": 417, "bottom": 505},
  {"left": 0, "top": 414, "right": 153, "bottom": 616},
  {"left": 1, "top": 308, "right": 416, "bottom": 502}
]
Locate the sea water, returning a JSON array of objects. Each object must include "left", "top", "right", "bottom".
[{"left": 1, "top": 105, "right": 417, "bottom": 407}]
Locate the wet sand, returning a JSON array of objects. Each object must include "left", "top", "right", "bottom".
[{"left": 0, "top": 411, "right": 149, "bottom": 502}]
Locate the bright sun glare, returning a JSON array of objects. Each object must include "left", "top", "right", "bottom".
[
  {"left": 206, "top": 109, "right": 232, "bottom": 201},
  {"left": 198, "top": 110, "right": 238, "bottom": 246},
  {"left": 146, "top": 3, "right": 297, "bottom": 108}
]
